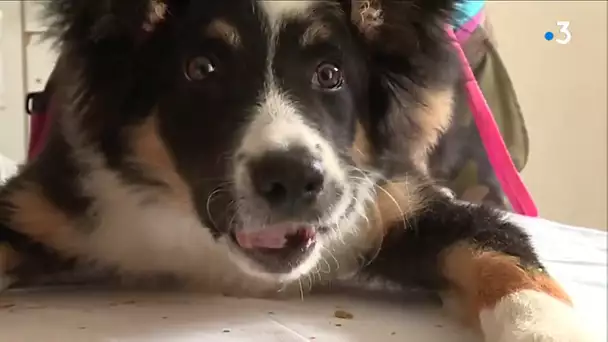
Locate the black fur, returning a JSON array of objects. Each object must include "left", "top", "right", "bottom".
[{"left": 362, "top": 188, "right": 543, "bottom": 290}]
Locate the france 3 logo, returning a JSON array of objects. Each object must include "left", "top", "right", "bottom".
[{"left": 544, "top": 21, "right": 571, "bottom": 44}]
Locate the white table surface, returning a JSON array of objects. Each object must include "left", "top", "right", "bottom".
[{"left": 1, "top": 156, "right": 606, "bottom": 341}]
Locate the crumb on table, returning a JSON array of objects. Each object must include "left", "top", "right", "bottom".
[
  {"left": 109, "top": 300, "right": 137, "bottom": 307},
  {"left": 333, "top": 309, "right": 354, "bottom": 320}
]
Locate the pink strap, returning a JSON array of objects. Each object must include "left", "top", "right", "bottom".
[
  {"left": 454, "top": 10, "right": 485, "bottom": 43},
  {"left": 446, "top": 27, "right": 538, "bottom": 217},
  {"left": 28, "top": 100, "right": 52, "bottom": 161}
]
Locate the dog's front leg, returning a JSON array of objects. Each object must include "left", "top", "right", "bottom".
[{"left": 360, "top": 191, "right": 596, "bottom": 341}]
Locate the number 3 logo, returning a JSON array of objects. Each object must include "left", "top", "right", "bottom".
[{"left": 556, "top": 21, "right": 572, "bottom": 45}]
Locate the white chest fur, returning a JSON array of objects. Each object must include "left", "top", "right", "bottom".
[{"left": 72, "top": 164, "right": 284, "bottom": 296}]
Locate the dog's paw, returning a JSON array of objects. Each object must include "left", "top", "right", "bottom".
[{"left": 480, "top": 290, "right": 598, "bottom": 342}]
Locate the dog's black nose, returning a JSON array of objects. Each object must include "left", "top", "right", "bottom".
[{"left": 249, "top": 148, "right": 325, "bottom": 210}]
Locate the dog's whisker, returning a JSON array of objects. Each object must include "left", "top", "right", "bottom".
[
  {"left": 324, "top": 247, "right": 341, "bottom": 273},
  {"left": 318, "top": 252, "right": 332, "bottom": 274},
  {"left": 206, "top": 187, "right": 229, "bottom": 229}
]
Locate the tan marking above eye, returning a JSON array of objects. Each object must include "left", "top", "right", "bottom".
[
  {"left": 300, "top": 22, "right": 332, "bottom": 46},
  {"left": 205, "top": 19, "right": 242, "bottom": 48}
]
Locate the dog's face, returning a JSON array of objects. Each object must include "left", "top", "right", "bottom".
[
  {"left": 50, "top": 0, "right": 458, "bottom": 281},
  {"left": 161, "top": 2, "right": 372, "bottom": 278}
]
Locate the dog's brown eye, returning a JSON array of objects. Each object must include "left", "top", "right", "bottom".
[
  {"left": 313, "top": 63, "right": 343, "bottom": 90},
  {"left": 185, "top": 56, "right": 216, "bottom": 81}
]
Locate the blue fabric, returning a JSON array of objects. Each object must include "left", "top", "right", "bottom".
[{"left": 453, "top": 0, "right": 485, "bottom": 29}]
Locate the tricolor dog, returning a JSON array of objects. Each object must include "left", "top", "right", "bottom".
[{"left": 0, "top": 1, "right": 595, "bottom": 340}]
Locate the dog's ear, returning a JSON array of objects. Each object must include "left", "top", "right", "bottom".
[
  {"left": 46, "top": 0, "right": 171, "bottom": 45},
  {"left": 345, "top": 0, "right": 462, "bottom": 172},
  {"left": 43, "top": 0, "right": 181, "bottom": 133},
  {"left": 349, "top": 0, "right": 460, "bottom": 44}
]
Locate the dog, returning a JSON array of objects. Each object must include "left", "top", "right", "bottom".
[{"left": 0, "top": 0, "right": 595, "bottom": 340}]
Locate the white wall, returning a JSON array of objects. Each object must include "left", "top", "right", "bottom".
[
  {"left": 0, "top": 2, "right": 55, "bottom": 163},
  {"left": 487, "top": 1, "right": 607, "bottom": 230},
  {"left": 0, "top": 3, "right": 27, "bottom": 163}
]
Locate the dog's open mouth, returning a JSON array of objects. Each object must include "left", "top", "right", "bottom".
[{"left": 230, "top": 223, "right": 318, "bottom": 274}]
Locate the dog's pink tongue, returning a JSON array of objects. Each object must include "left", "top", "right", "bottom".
[{"left": 235, "top": 226, "right": 290, "bottom": 249}]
